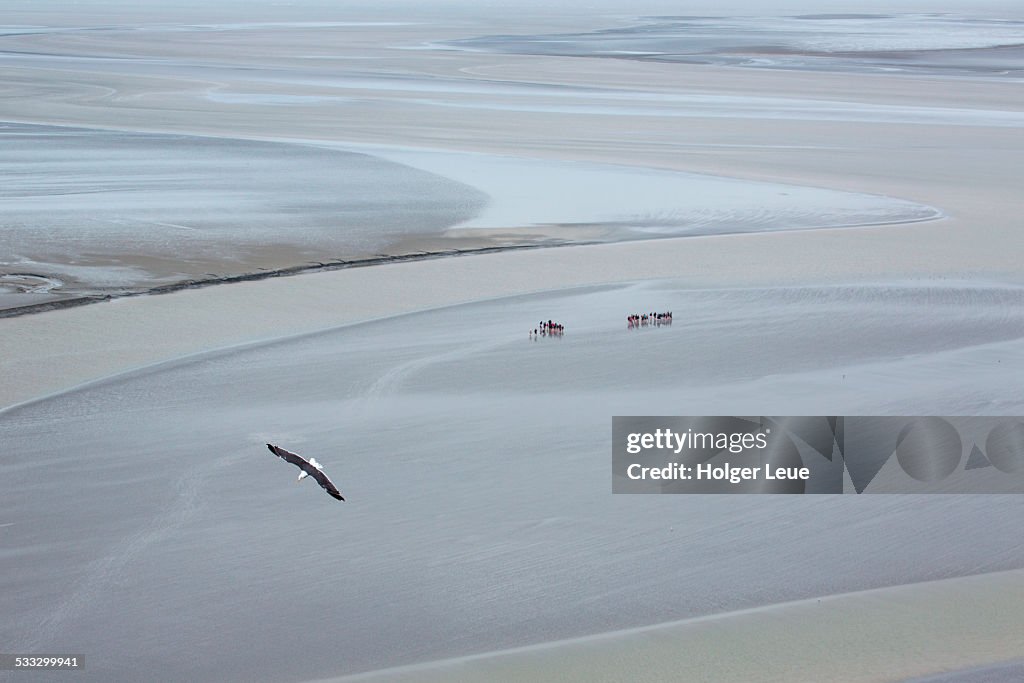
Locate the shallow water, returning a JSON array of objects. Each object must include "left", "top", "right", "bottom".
[
  {"left": 447, "top": 12, "right": 1024, "bottom": 77},
  {"left": 0, "top": 123, "right": 486, "bottom": 294},
  {"left": 2, "top": 280, "right": 1023, "bottom": 682},
  {"left": 363, "top": 146, "right": 939, "bottom": 233},
  {"left": 0, "top": 121, "right": 942, "bottom": 308},
  {"left": 1, "top": 1, "right": 1019, "bottom": 314}
]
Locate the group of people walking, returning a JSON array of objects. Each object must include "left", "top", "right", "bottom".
[
  {"left": 528, "top": 311, "right": 674, "bottom": 338},
  {"left": 531, "top": 320, "right": 565, "bottom": 338},
  {"left": 627, "top": 311, "right": 672, "bottom": 328}
]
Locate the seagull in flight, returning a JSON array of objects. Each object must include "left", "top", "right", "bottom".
[{"left": 266, "top": 443, "right": 345, "bottom": 501}]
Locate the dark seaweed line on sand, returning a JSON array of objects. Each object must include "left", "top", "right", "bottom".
[{"left": 0, "top": 241, "right": 594, "bottom": 319}]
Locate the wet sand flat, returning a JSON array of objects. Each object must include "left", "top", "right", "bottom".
[
  {"left": 2, "top": 2, "right": 1024, "bottom": 682},
  {"left": 3, "top": 279, "right": 1024, "bottom": 682},
  {"left": 2, "top": 6, "right": 1023, "bottom": 402},
  {"left": 327, "top": 570, "right": 1024, "bottom": 683},
  {"left": 1, "top": 2, "right": 1023, "bottom": 313}
]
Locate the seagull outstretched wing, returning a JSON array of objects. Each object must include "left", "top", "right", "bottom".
[{"left": 267, "top": 443, "right": 345, "bottom": 501}]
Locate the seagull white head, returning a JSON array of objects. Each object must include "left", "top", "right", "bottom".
[{"left": 296, "top": 457, "right": 324, "bottom": 482}]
